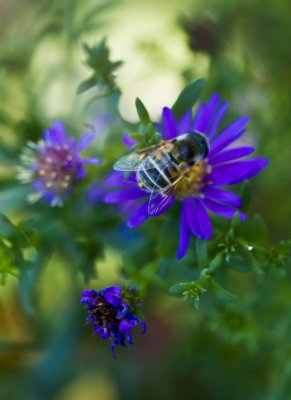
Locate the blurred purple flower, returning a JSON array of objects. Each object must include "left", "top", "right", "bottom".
[
  {"left": 104, "top": 94, "right": 269, "bottom": 259},
  {"left": 81, "top": 286, "right": 146, "bottom": 357},
  {"left": 17, "top": 120, "right": 101, "bottom": 206}
]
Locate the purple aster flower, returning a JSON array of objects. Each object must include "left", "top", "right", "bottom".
[
  {"left": 17, "top": 120, "right": 101, "bottom": 206},
  {"left": 81, "top": 286, "right": 146, "bottom": 356},
  {"left": 104, "top": 94, "right": 269, "bottom": 259}
]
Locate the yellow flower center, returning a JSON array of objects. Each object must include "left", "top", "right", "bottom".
[{"left": 176, "top": 160, "right": 212, "bottom": 199}]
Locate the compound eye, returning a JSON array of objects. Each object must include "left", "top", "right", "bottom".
[
  {"left": 174, "top": 141, "right": 195, "bottom": 161},
  {"left": 190, "top": 132, "right": 209, "bottom": 160}
]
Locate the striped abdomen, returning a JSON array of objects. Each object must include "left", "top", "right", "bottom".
[{"left": 137, "top": 151, "right": 179, "bottom": 192}]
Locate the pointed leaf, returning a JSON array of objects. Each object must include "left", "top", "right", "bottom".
[
  {"left": 169, "top": 283, "right": 186, "bottom": 296},
  {"left": 77, "top": 76, "right": 97, "bottom": 94},
  {"left": 135, "top": 97, "right": 151, "bottom": 124},
  {"left": 196, "top": 239, "right": 208, "bottom": 269},
  {"left": 172, "top": 78, "right": 206, "bottom": 119},
  {"left": 210, "top": 280, "right": 237, "bottom": 303}
]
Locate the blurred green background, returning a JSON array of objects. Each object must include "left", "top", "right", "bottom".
[{"left": 1, "top": 0, "right": 291, "bottom": 399}]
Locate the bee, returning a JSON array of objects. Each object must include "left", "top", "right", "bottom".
[{"left": 113, "top": 131, "right": 209, "bottom": 215}]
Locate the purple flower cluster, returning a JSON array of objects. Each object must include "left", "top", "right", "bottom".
[
  {"left": 17, "top": 120, "right": 101, "bottom": 206},
  {"left": 104, "top": 94, "right": 268, "bottom": 258},
  {"left": 17, "top": 89, "right": 269, "bottom": 358},
  {"left": 81, "top": 286, "right": 146, "bottom": 356}
]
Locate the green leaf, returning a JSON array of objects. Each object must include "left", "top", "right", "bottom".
[
  {"left": 78, "top": 39, "right": 122, "bottom": 95},
  {"left": 231, "top": 211, "right": 242, "bottom": 230},
  {"left": 132, "top": 122, "right": 161, "bottom": 149},
  {"left": 210, "top": 280, "right": 237, "bottom": 304},
  {"left": 240, "top": 180, "right": 251, "bottom": 211},
  {"left": 172, "top": 78, "right": 206, "bottom": 119},
  {"left": 135, "top": 97, "right": 151, "bottom": 124},
  {"left": 193, "top": 296, "right": 200, "bottom": 311},
  {"left": 77, "top": 76, "right": 97, "bottom": 94},
  {"left": 0, "top": 214, "right": 15, "bottom": 237},
  {"left": 169, "top": 283, "right": 186, "bottom": 296},
  {"left": 0, "top": 242, "right": 19, "bottom": 281},
  {"left": 130, "top": 132, "right": 143, "bottom": 141},
  {"left": 208, "top": 252, "right": 223, "bottom": 272},
  {"left": 196, "top": 239, "right": 208, "bottom": 269}
]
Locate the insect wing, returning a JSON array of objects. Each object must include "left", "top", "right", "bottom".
[
  {"left": 148, "top": 188, "right": 175, "bottom": 215},
  {"left": 114, "top": 142, "right": 171, "bottom": 172},
  {"left": 147, "top": 170, "right": 187, "bottom": 215},
  {"left": 113, "top": 152, "right": 146, "bottom": 171}
]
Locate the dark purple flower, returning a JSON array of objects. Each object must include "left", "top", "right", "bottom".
[
  {"left": 104, "top": 94, "right": 269, "bottom": 259},
  {"left": 81, "top": 286, "right": 146, "bottom": 356},
  {"left": 17, "top": 120, "right": 101, "bottom": 206}
]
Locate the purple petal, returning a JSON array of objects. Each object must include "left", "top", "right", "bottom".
[
  {"left": 162, "top": 107, "right": 177, "bottom": 139},
  {"left": 96, "top": 327, "right": 109, "bottom": 339},
  {"left": 127, "top": 202, "right": 149, "bottom": 228},
  {"left": 123, "top": 134, "right": 137, "bottom": 148},
  {"left": 102, "top": 286, "right": 122, "bottom": 306},
  {"left": 193, "top": 198, "right": 212, "bottom": 239},
  {"left": 208, "top": 101, "right": 228, "bottom": 140},
  {"left": 204, "top": 198, "right": 247, "bottom": 220},
  {"left": 193, "top": 104, "right": 208, "bottom": 133},
  {"left": 105, "top": 171, "right": 137, "bottom": 187},
  {"left": 75, "top": 165, "right": 86, "bottom": 179},
  {"left": 116, "top": 303, "right": 129, "bottom": 319},
  {"left": 81, "top": 289, "right": 94, "bottom": 303},
  {"left": 210, "top": 146, "right": 255, "bottom": 165},
  {"left": 208, "top": 158, "right": 269, "bottom": 186},
  {"left": 124, "top": 330, "right": 134, "bottom": 345},
  {"left": 184, "top": 199, "right": 203, "bottom": 239},
  {"left": 82, "top": 157, "right": 102, "bottom": 164},
  {"left": 177, "top": 110, "right": 192, "bottom": 134},
  {"left": 133, "top": 316, "right": 145, "bottom": 330},
  {"left": 136, "top": 317, "right": 147, "bottom": 333},
  {"left": 192, "top": 94, "right": 220, "bottom": 135},
  {"left": 119, "top": 319, "right": 137, "bottom": 331},
  {"left": 52, "top": 120, "right": 67, "bottom": 141},
  {"left": 104, "top": 188, "right": 148, "bottom": 203},
  {"left": 206, "top": 93, "right": 220, "bottom": 113},
  {"left": 202, "top": 187, "right": 242, "bottom": 208},
  {"left": 43, "top": 129, "right": 54, "bottom": 145},
  {"left": 205, "top": 94, "right": 221, "bottom": 132},
  {"left": 45, "top": 120, "right": 67, "bottom": 145},
  {"left": 76, "top": 132, "right": 94, "bottom": 152},
  {"left": 209, "top": 116, "right": 250, "bottom": 156},
  {"left": 177, "top": 203, "right": 191, "bottom": 259}
]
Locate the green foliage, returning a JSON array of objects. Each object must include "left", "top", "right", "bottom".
[
  {"left": 128, "top": 98, "right": 162, "bottom": 149},
  {"left": 268, "top": 240, "right": 291, "bottom": 269},
  {"left": 1, "top": 0, "right": 291, "bottom": 399},
  {"left": 135, "top": 97, "right": 151, "bottom": 125},
  {"left": 77, "top": 38, "right": 123, "bottom": 94},
  {"left": 0, "top": 214, "right": 35, "bottom": 284}
]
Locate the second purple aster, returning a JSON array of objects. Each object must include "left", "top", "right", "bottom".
[
  {"left": 81, "top": 286, "right": 146, "bottom": 356},
  {"left": 104, "top": 93, "right": 269, "bottom": 259},
  {"left": 17, "top": 120, "right": 101, "bottom": 206}
]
